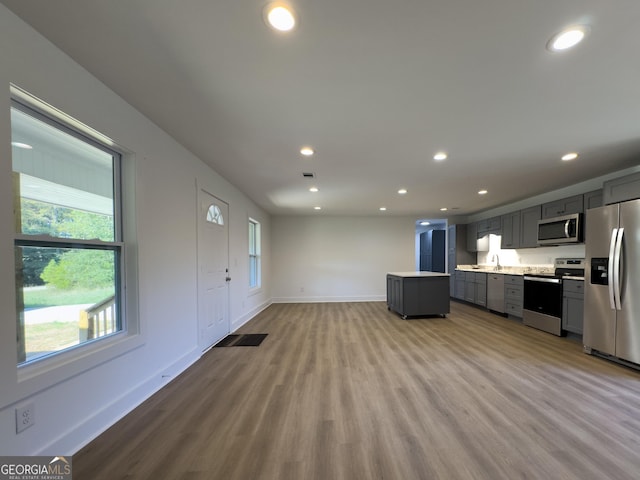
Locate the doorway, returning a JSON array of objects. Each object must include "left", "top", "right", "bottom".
[
  {"left": 415, "top": 219, "right": 448, "bottom": 272},
  {"left": 197, "top": 188, "right": 230, "bottom": 351}
]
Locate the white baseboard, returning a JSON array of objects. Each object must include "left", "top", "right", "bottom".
[
  {"left": 40, "top": 348, "right": 201, "bottom": 456},
  {"left": 271, "top": 295, "right": 386, "bottom": 303},
  {"left": 231, "top": 299, "right": 272, "bottom": 331}
]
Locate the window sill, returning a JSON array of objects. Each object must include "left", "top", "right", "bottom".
[{"left": 2, "top": 330, "right": 144, "bottom": 410}]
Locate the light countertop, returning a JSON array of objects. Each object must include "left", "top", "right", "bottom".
[
  {"left": 387, "top": 271, "right": 450, "bottom": 278},
  {"left": 455, "top": 266, "right": 584, "bottom": 281},
  {"left": 456, "top": 265, "right": 554, "bottom": 275}
]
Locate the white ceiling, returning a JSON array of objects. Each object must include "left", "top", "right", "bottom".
[{"left": 3, "top": 0, "right": 640, "bottom": 217}]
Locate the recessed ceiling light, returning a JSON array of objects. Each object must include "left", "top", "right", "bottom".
[
  {"left": 12, "top": 142, "right": 33, "bottom": 149},
  {"left": 264, "top": 3, "right": 297, "bottom": 32},
  {"left": 433, "top": 152, "right": 448, "bottom": 161},
  {"left": 420, "top": 221, "right": 430, "bottom": 226},
  {"left": 440, "top": 207, "right": 448, "bottom": 211},
  {"left": 547, "top": 25, "right": 589, "bottom": 52},
  {"left": 562, "top": 152, "right": 579, "bottom": 161},
  {"left": 379, "top": 207, "right": 387, "bottom": 211},
  {"left": 478, "top": 189, "right": 488, "bottom": 195},
  {"left": 300, "top": 147, "right": 314, "bottom": 156},
  {"left": 309, "top": 187, "right": 318, "bottom": 192},
  {"left": 398, "top": 188, "right": 407, "bottom": 195},
  {"left": 314, "top": 206, "right": 322, "bottom": 210}
]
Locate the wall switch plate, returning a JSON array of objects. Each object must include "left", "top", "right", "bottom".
[{"left": 16, "top": 403, "right": 35, "bottom": 433}]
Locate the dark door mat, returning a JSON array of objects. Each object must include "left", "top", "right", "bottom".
[
  {"left": 215, "top": 333, "right": 268, "bottom": 347},
  {"left": 215, "top": 334, "right": 240, "bottom": 347}
]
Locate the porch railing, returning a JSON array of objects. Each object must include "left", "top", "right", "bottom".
[{"left": 79, "top": 295, "right": 117, "bottom": 341}]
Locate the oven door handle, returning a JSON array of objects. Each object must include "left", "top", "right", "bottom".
[{"left": 524, "top": 276, "right": 561, "bottom": 284}]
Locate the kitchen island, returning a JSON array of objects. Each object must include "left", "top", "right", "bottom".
[{"left": 386, "top": 272, "right": 450, "bottom": 319}]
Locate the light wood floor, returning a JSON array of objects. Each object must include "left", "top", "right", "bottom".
[{"left": 73, "top": 301, "right": 640, "bottom": 479}]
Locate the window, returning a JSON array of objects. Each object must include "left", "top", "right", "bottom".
[
  {"left": 206, "top": 204, "right": 224, "bottom": 225},
  {"left": 12, "top": 97, "right": 124, "bottom": 365},
  {"left": 249, "top": 218, "right": 261, "bottom": 289}
]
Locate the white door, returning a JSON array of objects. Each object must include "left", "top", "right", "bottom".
[{"left": 197, "top": 189, "right": 230, "bottom": 350}]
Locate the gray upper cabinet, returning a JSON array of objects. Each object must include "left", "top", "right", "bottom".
[
  {"left": 584, "top": 189, "right": 603, "bottom": 210},
  {"left": 449, "top": 224, "right": 475, "bottom": 265},
  {"left": 477, "top": 216, "right": 501, "bottom": 235},
  {"left": 501, "top": 211, "right": 521, "bottom": 249},
  {"left": 520, "top": 205, "right": 541, "bottom": 248},
  {"left": 469, "top": 217, "right": 500, "bottom": 253},
  {"left": 466, "top": 222, "right": 478, "bottom": 252},
  {"left": 467, "top": 189, "right": 605, "bottom": 251},
  {"left": 603, "top": 172, "right": 640, "bottom": 205},
  {"left": 541, "top": 194, "right": 584, "bottom": 219}
]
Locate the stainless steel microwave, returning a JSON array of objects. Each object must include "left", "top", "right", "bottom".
[{"left": 537, "top": 213, "right": 583, "bottom": 245}]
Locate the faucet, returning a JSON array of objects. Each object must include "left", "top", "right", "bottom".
[{"left": 492, "top": 254, "right": 501, "bottom": 271}]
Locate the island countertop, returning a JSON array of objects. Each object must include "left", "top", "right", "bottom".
[{"left": 387, "top": 271, "right": 450, "bottom": 278}]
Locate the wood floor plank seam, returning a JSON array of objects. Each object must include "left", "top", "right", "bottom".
[{"left": 73, "top": 301, "right": 640, "bottom": 480}]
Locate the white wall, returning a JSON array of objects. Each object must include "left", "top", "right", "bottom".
[
  {"left": 1, "top": 2, "right": 636, "bottom": 458},
  {"left": 0, "top": 6, "right": 270, "bottom": 455},
  {"left": 271, "top": 215, "right": 416, "bottom": 302}
]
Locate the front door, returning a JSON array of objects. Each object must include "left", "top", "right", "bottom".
[{"left": 197, "top": 188, "right": 230, "bottom": 350}]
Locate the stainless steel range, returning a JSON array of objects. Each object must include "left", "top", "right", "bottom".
[{"left": 523, "top": 258, "right": 585, "bottom": 336}]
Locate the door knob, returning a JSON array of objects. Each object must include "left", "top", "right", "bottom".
[{"left": 225, "top": 277, "right": 231, "bottom": 282}]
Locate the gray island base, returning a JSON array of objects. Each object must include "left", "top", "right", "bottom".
[{"left": 386, "top": 272, "right": 451, "bottom": 319}]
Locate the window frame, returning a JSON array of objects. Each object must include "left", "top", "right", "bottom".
[
  {"left": 0, "top": 85, "right": 141, "bottom": 409},
  {"left": 248, "top": 217, "right": 261, "bottom": 290},
  {"left": 12, "top": 97, "right": 126, "bottom": 365}
]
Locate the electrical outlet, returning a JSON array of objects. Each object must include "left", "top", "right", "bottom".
[{"left": 15, "top": 403, "right": 34, "bottom": 433}]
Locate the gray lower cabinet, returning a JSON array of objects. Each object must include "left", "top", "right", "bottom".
[
  {"left": 464, "top": 271, "right": 487, "bottom": 307},
  {"left": 487, "top": 273, "right": 505, "bottom": 313},
  {"left": 464, "top": 272, "right": 475, "bottom": 303},
  {"left": 562, "top": 279, "right": 584, "bottom": 334},
  {"left": 454, "top": 270, "right": 466, "bottom": 300},
  {"left": 387, "top": 273, "right": 450, "bottom": 318},
  {"left": 476, "top": 276, "right": 487, "bottom": 307},
  {"left": 505, "top": 275, "right": 523, "bottom": 318}
]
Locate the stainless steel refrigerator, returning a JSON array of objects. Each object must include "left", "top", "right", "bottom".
[{"left": 584, "top": 198, "right": 640, "bottom": 365}]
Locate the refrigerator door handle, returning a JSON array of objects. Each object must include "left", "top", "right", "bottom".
[
  {"left": 608, "top": 228, "right": 618, "bottom": 310},
  {"left": 613, "top": 227, "right": 624, "bottom": 310}
]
